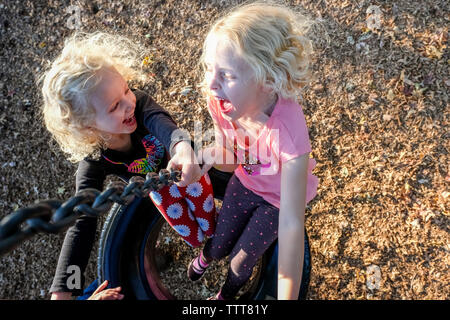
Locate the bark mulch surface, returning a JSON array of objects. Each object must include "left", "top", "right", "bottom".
[{"left": 0, "top": 0, "right": 448, "bottom": 299}]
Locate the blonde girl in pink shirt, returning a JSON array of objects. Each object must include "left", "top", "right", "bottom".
[{"left": 189, "top": 2, "right": 319, "bottom": 300}]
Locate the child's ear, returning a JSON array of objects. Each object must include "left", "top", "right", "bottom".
[
  {"left": 85, "top": 125, "right": 97, "bottom": 135},
  {"left": 260, "top": 82, "right": 273, "bottom": 94}
]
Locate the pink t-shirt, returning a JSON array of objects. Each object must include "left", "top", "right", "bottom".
[{"left": 207, "top": 96, "right": 319, "bottom": 208}]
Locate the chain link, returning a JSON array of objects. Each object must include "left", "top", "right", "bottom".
[{"left": 0, "top": 169, "right": 180, "bottom": 257}]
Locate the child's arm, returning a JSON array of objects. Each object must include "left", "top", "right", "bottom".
[
  {"left": 136, "top": 92, "right": 202, "bottom": 186},
  {"left": 50, "top": 160, "right": 106, "bottom": 299},
  {"left": 200, "top": 121, "right": 238, "bottom": 174},
  {"left": 201, "top": 145, "right": 238, "bottom": 173},
  {"left": 278, "top": 153, "right": 309, "bottom": 300}
]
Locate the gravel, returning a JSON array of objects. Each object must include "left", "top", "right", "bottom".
[{"left": 0, "top": 0, "right": 448, "bottom": 300}]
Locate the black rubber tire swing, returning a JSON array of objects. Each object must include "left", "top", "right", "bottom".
[{"left": 97, "top": 168, "right": 311, "bottom": 300}]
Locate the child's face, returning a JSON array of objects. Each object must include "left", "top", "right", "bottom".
[
  {"left": 89, "top": 67, "right": 137, "bottom": 137},
  {"left": 204, "top": 35, "right": 270, "bottom": 122}
]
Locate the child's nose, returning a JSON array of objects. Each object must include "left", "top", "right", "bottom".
[
  {"left": 123, "top": 97, "right": 134, "bottom": 113},
  {"left": 208, "top": 72, "right": 220, "bottom": 91}
]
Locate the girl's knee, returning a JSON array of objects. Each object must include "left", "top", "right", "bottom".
[{"left": 229, "top": 250, "right": 254, "bottom": 280}]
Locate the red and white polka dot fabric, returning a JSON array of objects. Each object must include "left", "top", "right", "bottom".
[{"left": 149, "top": 173, "right": 216, "bottom": 247}]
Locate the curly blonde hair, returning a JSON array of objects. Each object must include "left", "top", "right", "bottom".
[
  {"left": 200, "top": 1, "right": 315, "bottom": 100},
  {"left": 39, "top": 32, "right": 147, "bottom": 162}
]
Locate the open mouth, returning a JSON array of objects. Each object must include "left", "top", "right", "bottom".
[
  {"left": 123, "top": 114, "right": 136, "bottom": 126},
  {"left": 216, "top": 97, "right": 233, "bottom": 114}
]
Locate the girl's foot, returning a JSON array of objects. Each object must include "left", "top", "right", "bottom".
[{"left": 187, "top": 251, "right": 210, "bottom": 281}]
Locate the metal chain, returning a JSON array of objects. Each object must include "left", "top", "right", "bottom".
[{"left": 0, "top": 169, "right": 180, "bottom": 257}]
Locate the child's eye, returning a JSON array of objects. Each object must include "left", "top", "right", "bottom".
[
  {"left": 110, "top": 103, "right": 119, "bottom": 113},
  {"left": 222, "top": 72, "right": 235, "bottom": 80}
]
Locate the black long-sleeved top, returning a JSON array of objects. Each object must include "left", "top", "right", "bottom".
[{"left": 49, "top": 90, "right": 178, "bottom": 295}]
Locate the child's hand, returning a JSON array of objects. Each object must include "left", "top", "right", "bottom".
[
  {"left": 167, "top": 141, "right": 202, "bottom": 187},
  {"left": 87, "top": 280, "right": 124, "bottom": 300},
  {"left": 201, "top": 145, "right": 238, "bottom": 173}
]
